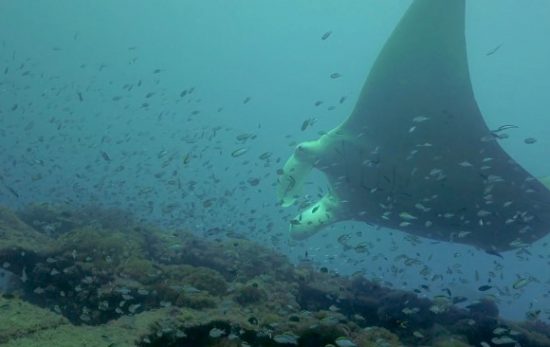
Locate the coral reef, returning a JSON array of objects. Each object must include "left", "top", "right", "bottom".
[{"left": 0, "top": 204, "right": 549, "bottom": 346}]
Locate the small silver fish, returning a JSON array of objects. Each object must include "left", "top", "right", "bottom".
[
  {"left": 321, "top": 31, "right": 332, "bottom": 40},
  {"left": 231, "top": 148, "right": 248, "bottom": 157}
]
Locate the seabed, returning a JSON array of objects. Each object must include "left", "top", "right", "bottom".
[{"left": 0, "top": 204, "right": 549, "bottom": 347}]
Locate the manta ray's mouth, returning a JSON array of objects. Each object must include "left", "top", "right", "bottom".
[{"left": 277, "top": 0, "right": 550, "bottom": 252}]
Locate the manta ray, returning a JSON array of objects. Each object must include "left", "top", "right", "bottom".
[{"left": 277, "top": 0, "right": 550, "bottom": 252}]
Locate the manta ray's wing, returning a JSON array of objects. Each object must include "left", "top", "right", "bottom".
[{"left": 278, "top": 0, "right": 550, "bottom": 251}]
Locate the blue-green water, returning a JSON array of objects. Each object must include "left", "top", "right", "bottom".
[{"left": 1, "top": 0, "right": 549, "bottom": 323}]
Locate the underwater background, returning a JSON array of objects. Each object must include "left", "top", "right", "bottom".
[{"left": 1, "top": 1, "right": 550, "bottom": 345}]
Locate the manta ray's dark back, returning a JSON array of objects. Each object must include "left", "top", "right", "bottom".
[
  {"left": 277, "top": 0, "right": 550, "bottom": 251},
  {"left": 339, "top": 0, "right": 550, "bottom": 251}
]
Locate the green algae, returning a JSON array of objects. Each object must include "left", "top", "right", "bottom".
[
  {"left": 0, "top": 298, "right": 170, "bottom": 347},
  {"left": 0, "top": 296, "right": 67, "bottom": 344},
  {"left": 0, "top": 207, "right": 52, "bottom": 253}
]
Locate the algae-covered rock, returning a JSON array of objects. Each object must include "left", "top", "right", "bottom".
[
  {"left": 353, "top": 326, "right": 402, "bottom": 347},
  {"left": 16, "top": 203, "right": 82, "bottom": 239},
  {"left": 1, "top": 204, "right": 549, "bottom": 346},
  {"left": 16, "top": 203, "right": 135, "bottom": 237},
  {"left": 0, "top": 296, "right": 67, "bottom": 344},
  {"left": 0, "top": 297, "right": 171, "bottom": 347},
  {"left": 53, "top": 225, "right": 153, "bottom": 273},
  {"left": 432, "top": 335, "right": 472, "bottom": 347},
  {"left": 0, "top": 206, "right": 52, "bottom": 253},
  {"left": 233, "top": 281, "right": 267, "bottom": 305}
]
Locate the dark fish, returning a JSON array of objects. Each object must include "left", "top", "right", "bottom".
[
  {"left": 330, "top": 72, "right": 341, "bottom": 79},
  {"left": 524, "top": 137, "right": 537, "bottom": 144},
  {"left": 247, "top": 177, "right": 260, "bottom": 186},
  {"left": 259, "top": 152, "right": 272, "bottom": 160},
  {"left": 301, "top": 119, "right": 310, "bottom": 131},
  {"left": 5, "top": 186, "right": 19, "bottom": 198},
  {"left": 77, "top": 92, "right": 83, "bottom": 102},
  {"left": 301, "top": 118, "right": 316, "bottom": 131},
  {"left": 526, "top": 309, "right": 541, "bottom": 320},
  {"left": 337, "top": 233, "right": 351, "bottom": 244},
  {"left": 490, "top": 124, "right": 518, "bottom": 139},
  {"left": 153, "top": 68, "right": 162, "bottom": 74},
  {"left": 202, "top": 199, "right": 215, "bottom": 208},
  {"left": 485, "top": 249, "right": 503, "bottom": 258},
  {"left": 452, "top": 296, "right": 468, "bottom": 304},
  {"left": 491, "top": 132, "right": 508, "bottom": 140},
  {"left": 321, "top": 31, "right": 332, "bottom": 40},
  {"left": 243, "top": 97, "right": 251, "bottom": 104},
  {"left": 492, "top": 124, "right": 518, "bottom": 133},
  {"left": 100, "top": 151, "right": 111, "bottom": 162},
  {"left": 312, "top": 205, "right": 320, "bottom": 213},
  {"left": 183, "top": 153, "right": 192, "bottom": 165},
  {"left": 236, "top": 133, "right": 256, "bottom": 142},
  {"left": 486, "top": 43, "right": 502, "bottom": 56},
  {"left": 283, "top": 175, "right": 296, "bottom": 193},
  {"left": 478, "top": 285, "right": 493, "bottom": 292},
  {"left": 24, "top": 121, "right": 34, "bottom": 131},
  {"left": 180, "top": 90, "right": 188, "bottom": 98}
]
